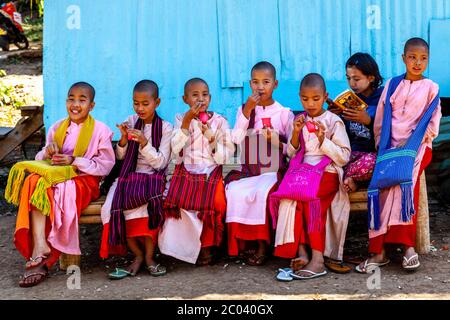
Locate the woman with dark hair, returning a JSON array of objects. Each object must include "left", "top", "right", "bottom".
[{"left": 328, "top": 52, "right": 384, "bottom": 193}]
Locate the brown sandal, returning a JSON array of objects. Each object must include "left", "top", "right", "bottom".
[
  {"left": 246, "top": 254, "right": 267, "bottom": 266},
  {"left": 19, "top": 264, "right": 48, "bottom": 288},
  {"left": 196, "top": 254, "right": 213, "bottom": 266}
]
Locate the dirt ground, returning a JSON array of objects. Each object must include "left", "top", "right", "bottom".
[{"left": 0, "top": 49, "right": 449, "bottom": 301}]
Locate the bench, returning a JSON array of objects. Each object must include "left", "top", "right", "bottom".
[{"left": 59, "top": 162, "right": 431, "bottom": 270}]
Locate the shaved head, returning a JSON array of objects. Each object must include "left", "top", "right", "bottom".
[
  {"left": 404, "top": 37, "right": 429, "bottom": 54},
  {"left": 184, "top": 78, "right": 209, "bottom": 95},
  {"left": 134, "top": 80, "right": 159, "bottom": 99},
  {"left": 69, "top": 82, "right": 95, "bottom": 101},
  {"left": 251, "top": 61, "right": 276, "bottom": 79},
  {"left": 300, "top": 73, "right": 326, "bottom": 93}
]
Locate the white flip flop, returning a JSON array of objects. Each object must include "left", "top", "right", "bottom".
[
  {"left": 355, "top": 258, "right": 390, "bottom": 274},
  {"left": 291, "top": 269, "right": 327, "bottom": 280},
  {"left": 402, "top": 254, "right": 420, "bottom": 271}
]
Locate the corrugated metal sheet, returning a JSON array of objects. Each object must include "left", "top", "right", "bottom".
[
  {"left": 217, "top": 0, "right": 281, "bottom": 88},
  {"left": 44, "top": 0, "right": 450, "bottom": 138}
]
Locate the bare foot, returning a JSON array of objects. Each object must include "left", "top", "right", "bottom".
[
  {"left": 343, "top": 177, "right": 358, "bottom": 193},
  {"left": 126, "top": 256, "right": 144, "bottom": 276},
  {"left": 26, "top": 245, "right": 51, "bottom": 269},
  {"left": 290, "top": 255, "right": 309, "bottom": 271}
]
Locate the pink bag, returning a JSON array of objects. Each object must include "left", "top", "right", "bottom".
[{"left": 270, "top": 117, "right": 331, "bottom": 232}]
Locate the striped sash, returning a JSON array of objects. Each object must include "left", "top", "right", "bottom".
[
  {"left": 164, "top": 163, "right": 222, "bottom": 227},
  {"left": 225, "top": 107, "right": 287, "bottom": 185},
  {"left": 108, "top": 113, "right": 164, "bottom": 246}
]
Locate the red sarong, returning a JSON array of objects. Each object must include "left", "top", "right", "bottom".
[
  {"left": 274, "top": 172, "right": 339, "bottom": 258},
  {"left": 14, "top": 174, "right": 100, "bottom": 269}
]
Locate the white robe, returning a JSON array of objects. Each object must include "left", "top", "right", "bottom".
[{"left": 158, "top": 112, "right": 234, "bottom": 263}]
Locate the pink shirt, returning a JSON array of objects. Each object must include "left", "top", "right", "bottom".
[
  {"left": 370, "top": 78, "right": 442, "bottom": 238},
  {"left": 36, "top": 118, "right": 115, "bottom": 177},
  {"left": 374, "top": 78, "right": 441, "bottom": 150}
]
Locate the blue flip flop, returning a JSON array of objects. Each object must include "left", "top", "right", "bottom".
[
  {"left": 276, "top": 268, "right": 294, "bottom": 282},
  {"left": 108, "top": 268, "right": 133, "bottom": 280}
]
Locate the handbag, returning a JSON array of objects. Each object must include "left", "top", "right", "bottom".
[{"left": 270, "top": 114, "right": 332, "bottom": 232}]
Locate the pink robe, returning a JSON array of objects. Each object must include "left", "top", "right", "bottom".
[
  {"left": 370, "top": 78, "right": 441, "bottom": 239},
  {"left": 278, "top": 110, "right": 351, "bottom": 260},
  {"left": 35, "top": 119, "right": 115, "bottom": 254}
]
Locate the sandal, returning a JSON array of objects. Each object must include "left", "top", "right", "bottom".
[
  {"left": 402, "top": 254, "right": 420, "bottom": 271},
  {"left": 324, "top": 258, "right": 352, "bottom": 274},
  {"left": 355, "top": 258, "right": 390, "bottom": 274},
  {"left": 108, "top": 268, "right": 134, "bottom": 280},
  {"left": 25, "top": 255, "right": 48, "bottom": 270},
  {"left": 238, "top": 249, "right": 256, "bottom": 260},
  {"left": 276, "top": 268, "right": 294, "bottom": 282},
  {"left": 196, "top": 254, "right": 213, "bottom": 266},
  {"left": 19, "top": 264, "right": 49, "bottom": 288},
  {"left": 147, "top": 264, "right": 167, "bottom": 277},
  {"left": 246, "top": 254, "right": 267, "bottom": 266}
]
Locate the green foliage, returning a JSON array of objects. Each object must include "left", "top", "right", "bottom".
[
  {"left": 16, "top": 0, "right": 44, "bottom": 17},
  {"left": 22, "top": 16, "right": 43, "bottom": 42},
  {"left": 0, "top": 81, "right": 25, "bottom": 108}
]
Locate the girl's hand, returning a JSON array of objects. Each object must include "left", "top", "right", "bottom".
[
  {"left": 186, "top": 102, "right": 203, "bottom": 120},
  {"left": 293, "top": 114, "right": 306, "bottom": 133},
  {"left": 181, "top": 102, "right": 202, "bottom": 131},
  {"left": 313, "top": 121, "right": 326, "bottom": 145},
  {"left": 44, "top": 142, "right": 59, "bottom": 159},
  {"left": 51, "top": 153, "right": 74, "bottom": 166},
  {"left": 116, "top": 122, "right": 129, "bottom": 138},
  {"left": 326, "top": 98, "right": 343, "bottom": 115},
  {"left": 343, "top": 109, "right": 371, "bottom": 126},
  {"left": 127, "top": 129, "right": 148, "bottom": 148},
  {"left": 199, "top": 122, "right": 210, "bottom": 135},
  {"left": 243, "top": 91, "right": 261, "bottom": 118}
]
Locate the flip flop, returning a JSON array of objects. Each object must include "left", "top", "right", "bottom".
[
  {"left": 19, "top": 269, "right": 48, "bottom": 287},
  {"left": 291, "top": 269, "right": 327, "bottom": 280},
  {"left": 147, "top": 264, "right": 167, "bottom": 277},
  {"left": 108, "top": 268, "right": 134, "bottom": 280},
  {"left": 324, "top": 260, "right": 352, "bottom": 274},
  {"left": 402, "top": 254, "right": 420, "bottom": 271},
  {"left": 25, "top": 255, "right": 48, "bottom": 270},
  {"left": 355, "top": 259, "right": 390, "bottom": 274},
  {"left": 246, "top": 254, "right": 267, "bottom": 266},
  {"left": 276, "top": 268, "right": 293, "bottom": 282}
]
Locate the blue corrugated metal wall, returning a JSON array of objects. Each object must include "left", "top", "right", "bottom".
[{"left": 44, "top": 0, "right": 450, "bottom": 138}]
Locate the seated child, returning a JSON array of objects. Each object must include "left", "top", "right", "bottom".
[
  {"left": 225, "top": 61, "right": 294, "bottom": 266},
  {"left": 328, "top": 52, "right": 384, "bottom": 192},
  {"left": 356, "top": 38, "right": 441, "bottom": 273},
  {"left": 100, "top": 80, "right": 172, "bottom": 278},
  {"left": 159, "top": 78, "right": 234, "bottom": 265},
  {"left": 271, "top": 73, "right": 351, "bottom": 279},
  {"left": 6, "top": 82, "right": 115, "bottom": 287}
]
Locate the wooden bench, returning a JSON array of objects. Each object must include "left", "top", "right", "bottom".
[{"left": 59, "top": 167, "right": 432, "bottom": 270}]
